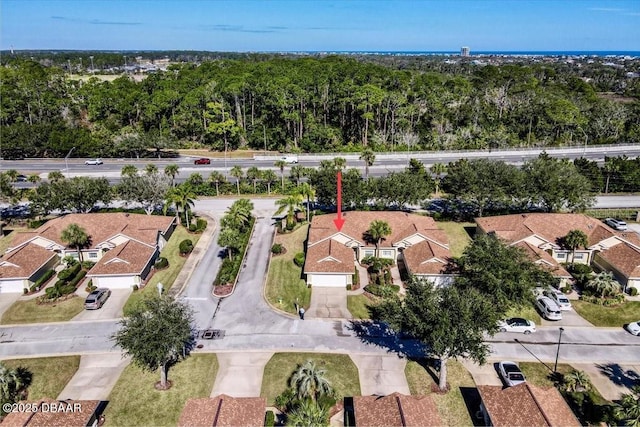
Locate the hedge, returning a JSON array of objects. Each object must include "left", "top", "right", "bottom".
[
  {"left": 57, "top": 262, "right": 82, "bottom": 282},
  {"left": 33, "top": 269, "right": 55, "bottom": 289},
  {"left": 365, "top": 284, "right": 400, "bottom": 298},
  {"left": 293, "top": 252, "right": 305, "bottom": 267},
  {"left": 213, "top": 217, "right": 255, "bottom": 286},
  {"left": 179, "top": 239, "right": 194, "bottom": 255},
  {"left": 69, "top": 270, "right": 87, "bottom": 288},
  {"left": 155, "top": 256, "right": 169, "bottom": 269}
]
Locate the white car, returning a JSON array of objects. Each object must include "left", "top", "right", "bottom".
[
  {"left": 625, "top": 321, "right": 640, "bottom": 336},
  {"left": 498, "top": 361, "right": 526, "bottom": 387},
  {"left": 85, "top": 158, "right": 103, "bottom": 165},
  {"left": 280, "top": 155, "right": 298, "bottom": 164},
  {"left": 498, "top": 318, "right": 536, "bottom": 334},
  {"left": 604, "top": 218, "right": 628, "bottom": 231},
  {"left": 544, "top": 289, "right": 572, "bottom": 311},
  {"left": 535, "top": 296, "right": 563, "bottom": 321}
]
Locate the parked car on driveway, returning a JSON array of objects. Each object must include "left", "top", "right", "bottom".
[
  {"left": 498, "top": 361, "right": 526, "bottom": 387},
  {"left": 194, "top": 158, "right": 211, "bottom": 165},
  {"left": 625, "top": 321, "right": 640, "bottom": 336},
  {"left": 544, "top": 289, "right": 572, "bottom": 311},
  {"left": 84, "top": 288, "right": 111, "bottom": 310},
  {"left": 498, "top": 318, "right": 536, "bottom": 334},
  {"left": 535, "top": 296, "right": 563, "bottom": 321},
  {"left": 604, "top": 218, "right": 628, "bottom": 231},
  {"left": 85, "top": 158, "right": 103, "bottom": 165}
]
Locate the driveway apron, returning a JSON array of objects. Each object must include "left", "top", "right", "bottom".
[
  {"left": 71, "top": 289, "right": 132, "bottom": 321},
  {"left": 0, "top": 292, "right": 21, "bottom": 319},
  {"left": 350, "top": 354, "right": 410, "bottom": 395},
  {"left": 58, "top": 353, "right": 130, "bottom": 400},
  {"left": 461, "top": 359, "right": 503, "bottom": 386},
  {"left": 571, "top": 362, "right": 640, "bottom": 401},
  {"left": 210, "top": 352, "right": 273, "bottom": 397},
  {"left": 307, "top": 287, "right": 352, "bottom": 319}
]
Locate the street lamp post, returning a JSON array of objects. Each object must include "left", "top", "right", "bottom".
[
  {"left": 579, "top": 127, "right": 588, "bottom": 155},
  {"left": 554, "top": 327, "right": 565, "bottom": 374},
  {"left": 64, "top": 147, "right": 76, "bottom": 176},
  {"left": 89, "top": 55, "right": 94, "bottom": 73}
]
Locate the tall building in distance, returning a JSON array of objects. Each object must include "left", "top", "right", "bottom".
[{"left": 461, "top": 46, "right": 470, "bottom": 57}]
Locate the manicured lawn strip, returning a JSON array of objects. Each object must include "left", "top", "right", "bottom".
[
  {"left": 572, "top": 300, "right": 640, "bottom": 327},
  {"left": 347, "top": 295, "right": 373, "bottom": 319},
  {"left": 505, "top": 305, "right": 542, "bottom": 324},
  {"left": 260, "top": 353, "right": 360, "bottom": 406},
  {"left": 1, "top": 296, "right": 84, "bottom": 325},
  {"left": 104, "top": 353, "right": 218, "bottom": 427},
  {"left": 123, "top": 225, "right": 198, "bottom": 316},
  {"left": 436, "top": 222, "right": 475, "bottom": 258},
  {"left": 405, "top": 359, "right": 475, "bottom": 426},
  {"left": 265, "top": 225, "right": 311, "bottom": 314},
  {"left": 2, "top": 356, "right": 80, "bottom": 400}
]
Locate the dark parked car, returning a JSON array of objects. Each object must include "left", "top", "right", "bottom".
[
  {"left": 194, "top": 158, "right": 211, "bottom": 165},
  {"left": 84, "top": 288, "right": 112, "bottom": 310},
  {"left": 16, "top": 174, "right": 28, "bottom": 182}
]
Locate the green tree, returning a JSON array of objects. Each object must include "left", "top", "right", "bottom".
[
  {"left": 561, "top": 370, "right": 592, "bottom": 393},
  {"left": 276, "top": 194, "right": 304, "bottom": 229},
  {"left": 289, "top": 165, "right": 308, "bottom": 187},
  {"left": 112, "top": 296, "right": 195, "bottom": 390},
  {"left": 221, "top": 199, "right": 253, "bottom": 231},
  {"left": 359, "top": 149, "right": 376, "bottom": 181},
  {"left": 47, "top": 171, "right": 65, "bottom": 183},
  {"left": 118, "top": 173, "right": 171, "bottom": 215},
  {"left": 295, "top": 182, "right": 315, "bottom": 222},
  {"left": 5, "top": 170, "right": 19, "bottom": 182},
  {"left": 586, "top": 271, "right": 620, "bottom": 298},
  {"left": 275, "top": 159, "right": 287, "bottom": 191},
  {"left": 167, "top": 184, "right": 197, "bottom": 226},
  {"left": 60, "top": 223, "right": 91, "bottom": 262},
  {"left": 262, "top": 169, "right": 278, "bottom": 195},
  {"left": 246, "top": 166, "right": 262, "bottom": 193},
  {"left": 286, "top": 399, "right": 328, "bottom": 427},
  {"left": 218, "top": 228, "right": 241, "bottom": 261},
  {"left": 144, "top": 164, "right": 158, "bottom": 176},
  {"left": 377, "top": 278, "right": 500, "bottom": 391},
  {"left": 208, "top": 171, "right": 226, "bottom": 197},
  {"left": 230, "top": 166, "right": 243, "bottom": 195},
  {"left": 0, "top": 362, "right": 32, "bottom": 416},
  {"left": 562, "top": 229, "right": 589, "bottom": 266},
  {"left": 366, "top": 220, "right": 392, "bottom": 256},
  {"left": 121, "top": 165, "right": 139, "bottom": 178},
  {"left": 430, "top": 162, "right": 447, "bottom": 196},
  {"left": 27, "top": 174, "right": 41, "bottom": 184},
  {"left": 164, "top": 164, "right": 179, "bottom": 187},
  {"left": 0, "top": 173, "right": 15, "bottom": 203},
  {"left": 289, "top": 360, "right": 333, "bottom": 402},
  {"left": 614, "top": 385, "right": 640, "bottom": 427}
]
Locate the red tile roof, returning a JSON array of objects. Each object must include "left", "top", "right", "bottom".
[
  {"left": 402, "top": 239, "right": 451, "bottom": 275},
  {"left": 478, "top": 383, "right": 580, "bottom": 427},
  {"left": 177, "top": 395, "right": 266, "bottom": 427},
  {"left": 0, "top": 243, "right": 57, "bottom": 280},
  {"left": 88, "top": 240, "right": 156, "bottom": 276},
  {"left": 597, "top": 242, "right": 640, "bottom": 279},
  {"left": 0, "top": 399, "right": 101, "bottom": 427},
  {"left": 514, "top": 241, "right": 571, "bottom": 278},
  {"left": 353, "top": 392, "right": 442, "bottom": 427},
  {"left": 304, "top": 238, "right": 356, "bottom": 273}
]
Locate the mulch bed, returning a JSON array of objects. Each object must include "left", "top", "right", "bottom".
[
  {"left": 213, "top": 284, "right": 233, "bottom": 297},
  {"left": 154, "top": 380, "right": 173, "bottom": 391}
]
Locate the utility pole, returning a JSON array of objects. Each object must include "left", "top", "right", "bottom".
[
  {"left": 64, "top": 147, "right": 76, "bottom": 176},
  {"left": 554, "top": 327, "right": 565, "bottom": 375}
]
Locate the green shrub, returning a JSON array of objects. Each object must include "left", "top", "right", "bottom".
[
  {"left": 294, "top": 252, "right": 305, "bottom": 267},
  {"left": 188, "top": 223, "right": 198, "bottom": 232},
  {"left": 271, "top": 243, "right": 283, "bottom": 254},
  {"left": 85, "top": 284, "right": 97, "bottom": 293},
  {"left": 568, "top": 263, "right": 593, "bottom": 286},
  {"left": 57, "top": 263, "right": 81, "bottom": 282},
  {"left": 62, "top": 256, "right": 79, "bottom": 266},
  {"left": 154, "top": 256, "right": 169, "bottom": 269},
  {"left": 69, "top": 270, "right": 87, "bottom": 287},
  {"left": 384, "top": 269, "right": 392, "bottom": 285},
  {"left": 196, "top": 218, "right": 207, "bottom": 231},
  {"left": 629, "top": 287, "right": 638, "bottom": 296},
  {"left": 28, "top": 219, "right": 47, "bottom": 229},
  {"left": 365, "top": 284, "right": 400, "bottom": 298},
  {"left": 265, "top": 410, "right": 275, "bottom": 427},
  {"left": 132, "top": 284, "right": 139, "bottom": 291},
  {"left": 81, "top": 260, "right": 95, "bottom": 269},
  {"left": 346, "top": 284, "right": 352, "bottom": 290},
  {"left": 179, "top": 239, "right": 194, "bottom": 255},
  {"left": 23, "top": 287, "right": 29, "bottom": 294},
  {"left": 562, "top": 285, "right": 573, "bottom": 294},
  {"left": 34, "top": 269, "right": 55, "bottom": 288},
  {"left": 60, "top": 284, "right": 76, "bottom": 295}
]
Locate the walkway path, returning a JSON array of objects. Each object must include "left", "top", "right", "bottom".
[
  {"left": 58, "top": 353, "right": 130, "bottom": 401},
  {"left": 211, "top": 352, "right": 273, "bottom": 397},
  {"left": 351, "top": 354, "right": 410, "bottom": 395}
]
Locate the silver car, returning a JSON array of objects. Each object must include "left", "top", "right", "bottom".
[
  {"left": 604, "top": 218, "right": 628, "bottom": 231},
  {"left": 84, "top": 288, "right": 111, "bottom": 310},
  {"left": 625, "top": 321, "right": 640, "bottom": 336},
  {"left": 535, "top": 296, "right": 563, "bottom": 321},
  {"left": 85, "top": 158, "right": 103, "bottom": 165},
  {"left": 544, "top": 289, "right": 572, "bottom": 311},
  {"left": 498, "top": 361, "right": 526, "bottom": 387}
]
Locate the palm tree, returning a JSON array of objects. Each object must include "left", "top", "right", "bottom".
[
  {"left": 614, "top": 385, "right": 640, "bottom": 427},
  {"left": 230, "top": 166, "right": 243, "bottom": 195},
  {"left": 47, "top": 170, "right": 65, "bottom": 183},
  {"left": 275, "top": 194, "right": 304, "bottom": 229},
  {"left": 144, "top": 164, "right": 158, "bottom": 176},
  {"left": 218, "top": 228, "right": 241, "bottom": 261},
  {"left": 562, "top": 229, "right": 589, "bottom": 266},
  {"left": 121, "top": 165, "right": 138, "bottom": 178},
  {"left": 586, "top": 271, "right": 620, "bottom": 298},
  {"left": 286, "top": 399, "right": 329, "bottom": 427},
  {"left": 0, "top": 362, "right": 32, "bottom": 410},
  {"left": 262, "top": 170, "right": 278, "bottom": 195},
  {"left": 275, "top": 159, "right": 287, "bottom": 191},
  {"left": 295, "top": 182, "right": 315, "bottom": 223},
  {"left": 359, "top": 149, "right": 376, "bottom": 181},
  {"left": 603, "top": 159, "right": 620, "bottom": 194},
  {"left": 562, "top": 370, "right": 592, "bottom": 393},
  {"left": 289, "top": 165, "right": 307, "bottom": 187},
  {"left": 60, "top": 223, "right": 90, "bottom": 262},
  {"left": 367, "top": 220, "right": 392, "bottom": 256},
  {"left": 333, "top": 157, "right": 347, "bottom": 171},
  {"left": 246, "top": 166, "right": 261, "bottom": 193},
  {"left": 430, "top": 162, "right": 447, "bottom": 196},
  {"left": 169, "top": 185, "right": 197, "bottom": 226},
  {"left": 27, "top": 174, "right": 41, "bottom": 184},
  {"left": 289, "top": 360, "right": 333, "bottom": 402},
  {"left": 164, "top": 164, "right": 179, "bottom": 187},
  {"left": 208, "top": 171, "right": 226, "bottom": 196}
]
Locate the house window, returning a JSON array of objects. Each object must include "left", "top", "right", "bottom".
[
  {"left": 381, "top": 250, "right": 394, "bottom": 258},
  {"left": 88, "top": 252, "right": 98, "bottom": 259},
  {"left": 556, "top": 253, "right": 566, "bottom": 259},
  {"left": 574, "top": 253, "right": 584, "bottom": 260},
  {"left": 363, "top": 250, "right": 375, "bottom": 257}
]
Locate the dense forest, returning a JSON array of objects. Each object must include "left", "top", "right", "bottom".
[{"left": 1, "top": 53, "right": 639, "bottom": 158}]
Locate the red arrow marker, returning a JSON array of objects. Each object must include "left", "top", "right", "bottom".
[{"left": 333, "top": 171, "right": 345, "bottom": 231}]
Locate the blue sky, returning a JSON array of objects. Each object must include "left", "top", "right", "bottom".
[{"left": 1, "top": 0, "right": 639, "bottom": 52}]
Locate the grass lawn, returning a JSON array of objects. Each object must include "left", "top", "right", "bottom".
[
  {"left": 505, "top": 305, "right": 542, "bottom": 324},
  {"left": 2, "top": 356, "right": 80, "bottom": 400},
  {"left": 437, "top": 222, "right": 475, "bottom": 258},
  {"left": 347, "top": 294, "right": 374, "bottom": 319},
  {"left": 572, "top": 300, "right": 640, "bottom": 327},
  {"left": 123, "top": 225, "right": 199, "bottom": 316},
  {"left": 104, "top": 353, "right": 218, "bottom": 427},
  {"left": 261, "top": 353, "right": 360, "bottom": 405},
  {"left": 1, "top": 296, "right": 84, "bottom": 325},
  {"left": 405, "top": 359, "right": 476, "bottom": 426},
  {"left": 265, "top": 224, "right": 311, "bottom": 314}
]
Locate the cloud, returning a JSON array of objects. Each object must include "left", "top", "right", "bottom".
[
  {"left": 51, "top": 16, "right": 141, "bottom": 26},
  {"left": 588, "top": 7, "right": 625, "bottom": 12}
]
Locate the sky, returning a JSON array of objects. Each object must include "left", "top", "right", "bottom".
[{"left": 1, "top": 0, "right": 639, "bottom": 52}]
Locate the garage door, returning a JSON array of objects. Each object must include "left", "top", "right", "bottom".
[
  {"left": 0, "top": 279, "right": 25, "bottom": 293},
  {"left": 93, "top": 275, "right": 136, "bottom": 289},
  {"left": 311, "top": 274, "right": 348, "bottom": 287}
]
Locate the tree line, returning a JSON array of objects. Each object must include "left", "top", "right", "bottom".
[{"left": 2, "top": 55, "right": 639, "bottom": 159}]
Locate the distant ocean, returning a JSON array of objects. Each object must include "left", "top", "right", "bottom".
[{"left": 304, "top": 50, "right": 640, "bottom": 57}]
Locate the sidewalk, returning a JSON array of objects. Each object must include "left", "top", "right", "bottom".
[{"left": 58, "top": 353, "right": 130, "bottom": 400}]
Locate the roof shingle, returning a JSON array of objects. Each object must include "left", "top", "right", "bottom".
[
  {"left": 177, "top": 395, "right": 266, "bottom": 427},
  {"left": 0, "top": 243, "right": 57, "bottom": 279},
  {"left": 353, "top": 392, "right": 443, "bottom": 427}
]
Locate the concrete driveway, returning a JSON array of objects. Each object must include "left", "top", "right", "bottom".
[
  {"left": 307, "top": 287, "right": 351, "bottom": 319},
  {"left": 71, "top": 289, "right": 132, "bottom": 321},
  {"left": 461, "top": 359, "right": 503, "bottom": 386},
  {"left": 350, "top": 354, "right": 410, "bottom": 395},
  {"left": 211, "top": 352, "right": 273, "bottom": 397},
  {"left": 539, "top": 308, "right": 594, "bottom": 327},
  {"left": 0, "top": 292, "right": 21, "bottom": 319},
  {"left": 572, "top": 363, "right": 640, "bottom": 400},
  {"left": 58, "top": 353, "right": 130, "bottom": 400}
]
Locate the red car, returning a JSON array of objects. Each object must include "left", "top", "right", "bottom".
[{"left": 194, "top": 158, "right": 211, "bottom": 165}]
